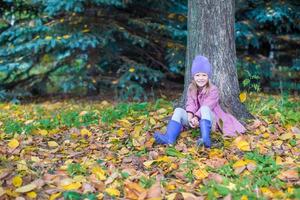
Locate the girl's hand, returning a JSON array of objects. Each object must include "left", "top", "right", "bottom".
[{"left": 189, "top": 116, "right": 199, "bottom": 128}]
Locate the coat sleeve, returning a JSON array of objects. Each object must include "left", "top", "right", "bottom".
[
  {"left": 194, "top": 86, "right": 219, "bottom": 118},
  {"left": 185, "top": 88, "right": 198, "bottom": 115}
]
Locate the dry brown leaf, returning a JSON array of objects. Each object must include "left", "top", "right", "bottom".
[
  {"left": 207, "top": 173, "right": 223, "bottom": 184},
  {"left": 278, "top": 169, "right": 299, "bottom": 181},
  {"left": 146, "top": 182, "right": 162, "bottom": 199},
  {"left": 124, "top": 181, "right": 147, "bottom": 200}
]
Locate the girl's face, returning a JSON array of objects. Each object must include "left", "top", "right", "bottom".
[{"left": 193, "top": 72, "right": 209, "bottom": 87}]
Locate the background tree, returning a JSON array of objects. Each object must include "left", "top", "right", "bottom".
[
  {"left": 182, "top": 0, "right": 253, "bottom": 121},
  {"left": 0, "top": 0, "right": 299, "bottom": 102}
]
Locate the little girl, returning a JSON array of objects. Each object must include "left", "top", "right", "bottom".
[{"left": 154, "top": 55, "right": 246, "bottom": 147}]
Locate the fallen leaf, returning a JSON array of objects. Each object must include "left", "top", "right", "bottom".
[
  {"left": 207, "top": 173, "right": 223, "bottom": 184},
  {"left": 124, "top": 181, "right": 147, "bottom": 200},
  {"left": 15, "top": 183, "right": 37, "bottom": 193},
  {"left": 49, "top": 192, "right": 61, "bottom": 200},
  {"left": 26, "top": 191, "right": 37, "bottom": 198},
  {"left": 150, "top": 118, "right": 156, "bottom": 125},
  {"left": 105, "top": 172, "right": 119, "bottom": 185},
  {"left": 239, "top": 92, "right": 247, "bottom": 103},
  {"left": 0, "top": 187, "right": 5, "bottom": 197},
  {"left": 143, "top": 160, "right": 156, "bottom": 168},
  {"left": 38, "top": 129, "right": 48, "bottom": 136},
  {"left": 80, "top": 128, "right": 92, "bottom": 137},
  {"left": 235, "top": 139, "right": 251, "bottom": 151},
  {"left": 278, "top": 169, "right": 299, "bottom": 181},
  {"left": 48, "top": 141, "right": 58, "bottom": 147},
  {"left": 147, "top": 182, "right": 162, "bottom": 199},
  {"left": 279, "top": 133, "right": 293, "bottom": 140},
  {"left": 8, "top": 139, "right": 19, "bottom": 149},
  {"left": 105, "top": 187, "right": 120, "bottom": 197},
  {"left": 232, "top": 160, "right": 247, "bottom": 168},
  {"left": 193, "top": 169, "right": 208, "bottom": 180},
  {"left": 182, "top": 192, "right": 204, "bottom": 200},
  {"left": 12, "top": 176, "right": 23, "bottom": 187},
  {"left": 91, "top": 166, "right": 106, "bottom": 181},
  {"left": 62, "top": 182, "right": 81, "bottom": 190}
]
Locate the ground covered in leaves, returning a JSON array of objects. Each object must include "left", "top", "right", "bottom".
[{"left": 0, "top": 93, "right": 299, "bottom": 200}]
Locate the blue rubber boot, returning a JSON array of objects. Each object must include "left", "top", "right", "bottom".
[
  {"left": 154, "top": 120, "right": 182, "bottom": 145},
  {"left": 197, "top": 119, "right": 212, "bottom": 148}
]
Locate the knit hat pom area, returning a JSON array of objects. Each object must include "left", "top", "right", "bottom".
[{"left": 191, "top": 55, "right": 212, "bottom": 78}]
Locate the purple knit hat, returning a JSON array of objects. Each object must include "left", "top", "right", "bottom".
[{"left": 191, "top": 55, "right": 212, "bottom": 78}]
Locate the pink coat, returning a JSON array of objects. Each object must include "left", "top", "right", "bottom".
[{"left": 186, "top": 84, "right": 246, "bottom": 137}]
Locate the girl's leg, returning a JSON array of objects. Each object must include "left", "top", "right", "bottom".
[
  {"left": 171, "top": 108, "right": 189, "bottom": 126},
  {"left": 154, "top": 107, "right": 186, "bottom": 144},
  {"left": 200, "top": 106, "right": 212, "bottom": 121},
  {"left": 198, "top": 106, "right": 213, "bottom": 148}
]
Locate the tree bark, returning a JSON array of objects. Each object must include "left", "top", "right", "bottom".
[{"left": 180, "top": 0, "right": 253, "bottom": 122}]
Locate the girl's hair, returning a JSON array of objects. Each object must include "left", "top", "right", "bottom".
[{"left": 188, "top": 79, "right": 211, "bottom": 96}]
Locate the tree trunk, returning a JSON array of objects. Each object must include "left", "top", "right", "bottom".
[{"left": 180, "top": 0, "right": 253, "bottom": 122}]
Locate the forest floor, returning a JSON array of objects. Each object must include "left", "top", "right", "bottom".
[{"left": 0, "top": 90, "right": 299, "bottom": 200}]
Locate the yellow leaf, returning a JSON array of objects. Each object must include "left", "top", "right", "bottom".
[
  {"left": 80, "top": 128, "right": 92, "bottom": 137},
  {"left": 63, "top": 35, "right": 70, "bottom": 39},
  {"left": 38, "top": 129, "right": 48, "bottom": 136},
  {"left": 279, "top": 133, "right": 293, "bottom": 140},
  {"left": 262, "top": 132, "right": 270, "bottom": 138},
  {"left": 91, "top": 166, "right": 106, "bottom": 181},
  {"left": 31, "top": 156, "right": 40, "bottom": 163},
  {"left": 287, "top": 187, "right": 294, "bottom": 194},
  {"left": 157, "top": 108, "right": 167, "bottom": 114},
  {"left": 193, "top": 169, "right": 208, "bottom": 180},
  {"left": 8, "top": 139, "right": 19, "bottom": 149},
  {"left": 117, "top": 129, "right": 125, "bottom": 137},
  {"left": 15, "top": 183, "right": 37, "bottom": 193},
  {"left": 0, "top": 187, "right": 5, "bottom": 197},
  {"left": 239, "top": 92, "right": 247, "bottom": 103},
  {"left": 49, "top": 192, "right": 61, "bottom": 200},
  {"left": 276, "top": 156, "right": 283, "bottom": 165},
  {"left": 45, "top": 36, "right": 52, "bottom": 40},
  {"left": 132, "top": 138, "right": 140, "bottom": 147},
  {"left": 165, "top": 184, "right": 176, "bottom": 191},
  {"left": 124, "top": 181, "right": 147, "bottom": 199},
  {"left": 208, "top": 149, "right": 223, "bottom": 158},
  {"left": 97, "top": 193, "right": 104, "bottom": 199},
  {"left": 166, "top": 193, "right": 177, "bottom": 200},
  {"left": 227, "top": 182, "right": 236, "bottom": 190},
  {"left": 129, "top": 67, "right": 135, "bottom": 73},
  {"left": 81, "top": 29, "right": 90, "bottom": 33},
  {"left": 273, "top": 140, "right": 283, "bottom": 147},
  {"left": 12, "top": 176, "right": 23, "bottom": 187},
  {"left": 27, "top": 191, "right": 37, "bottom": 198},
  {"left": 156, "top": 156, "right": 171, "bottom": 163},
  {"left": 5, "top": 189, "right": 18, "bottom": 197},
  {"left": 143, "top": 160, "right": 156, "bottom": 168},
  {"left": 17, "top": 160, "right": 28, "bottom": 171},
  {"left": 232, "top": 160, "right": 247, "bottom": 168},
  {"left": 118, "top": 119, "right": 131, "bottom": 128},
  {"left": 73, "top": 176, "right": 86, "bottom": 183},
  {"left": 260, "top": 187, "right": 273, "bottom": 197},
  {"left": 105, "top": 187, "right": 120, "bottom": 197},
  {"left": 48, "top": 141, "right": 58, "bottom": 147},
  {"left": 150, "top": 118, "right": 156, "bottom": 125},
  {"left": 62, "top": 182, "right": 81, "bottom": 190},
  {"left": 133, "top": 126, "right": 142, "bottom": 136},
  {"left": 236, "top": 140, "right": 251, "bottom": 151},
  {"left": 241, "top": 195, "right": 248, "bottom": 200}
]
